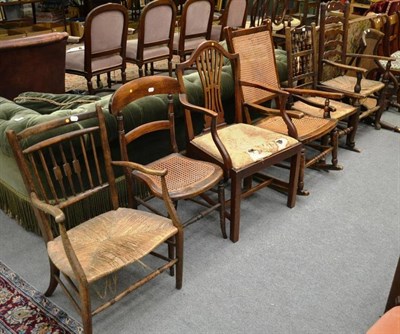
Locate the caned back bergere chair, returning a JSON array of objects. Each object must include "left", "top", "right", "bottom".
[
  {"left": 126, "top": 0, "right": 177, "bottom": 77},
  {"left": 109, "top": 75, "right": 227, "bottom": 238},
  {"left": 65, "top": 3, "right": 129, "bottom": 94},
  {"left": 6, "top": 106, "right": 183, "bottom": 334},
  {"left": 225, "top": 24, "right": 342, "bottom": 196},
  {"left": 176, "top": 41, "right": 302, "bottom": 242}
]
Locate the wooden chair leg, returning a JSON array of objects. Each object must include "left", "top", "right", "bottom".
[
  {"left": 287, "top": 151, "right": 301, "bottom": 208},
  {"left": 175, "top": 231, "right": 184, "bottom": 290},
  {"left": 80, "top": 285, "right": 93, "bottom": 334},
  {"left": 297, "top": 147, "right": 309, "bottom": 196},
  {"left": 107, "top": 72, "right": 112, "bottom": 88},
  {"left": 346, "top": 103, "right": 361, "bottom": 152},
  {"left": 168, "top": 237, "right": 175, "bottom": 276},
  {"left": 87, "top": 78, "right": 94, "bottom": 95},
  {"left": 218, "top": 180, "right": 227, "bottom": 239},
  {"left": 229, "top": 173, "right": 241, "bottom": 243},
  {"left": 121, "top": 69, "right": 126, "bottom": 84},
  {"left": 45, "top": 261, "right": 60, "bottom": 296}
]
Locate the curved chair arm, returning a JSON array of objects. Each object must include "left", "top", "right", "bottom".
[
  {"left": 31, "top": 192, "right": 65, "bottom": 224},
  {"left": 240, "top": 79, "right": 290, "bottom": 96},
  {"left": 316, "top": 84, "right": 365, "bottom": 99},
  {"left": 322, "top": 59, "right": 368, "bottom": 74},
  {"left": 346, "top": 53, "right": 396, "bottom": 63},
  {"left": 246, "top": 102, "right": 305, "bottom": 118},
  {"left": 284, "top": 87, "right": 343, "bottom": 100},
  {"left": 179, "top": 93, "right": 218, "bottom": 118}
]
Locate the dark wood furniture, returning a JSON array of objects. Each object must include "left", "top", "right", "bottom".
[
  {"left": 285, "top": 24, "right": 359, "bottom": 149},
  {"left": 126, "top": 0, "right": 176, "bottom": 77},
  {"left": 225, "top": 24, "right": 341, "bottom": 195},
  {"left": 176, "top": 40, "right": 302, "bottom": 243},
  {"left": 109, "top": 75, "right": 227, "bottom": 238},
  {"left": 0, "top": 0, "right": 42, "bottom": 23},
  {"left": 290, "top": 0, "right": 320, "bottom": 25},
  {"left": 6, "top": 105, "right": 183, "bottom": 334},
  {"left": 0, "top": 31, "right": 68, "bottom": 100},
  {"left": 317, "top": 0, "right": 394, "bottom": 139},
  {"left": 65, "top": 3, "right": 128, "bottom": 94}
]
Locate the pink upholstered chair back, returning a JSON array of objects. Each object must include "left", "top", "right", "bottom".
[
  {"left": 143, "top": 2, "right": 175, "bottom": 44},
  {"left": 225, "top": 0, "right": 248, "bottom": 28},
  {"left": 180, "top": 0, "right": 214, "bottom": 39}
]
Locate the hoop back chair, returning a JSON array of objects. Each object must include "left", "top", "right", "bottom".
[
  {"left": 6, "top": 106, "right": 183, "bottom": 334},
  {"left": 109, "top": 76, "right": 227, "bottom": 238},
  {"left": 126, "top": 0, "right": 177, "bottom": 77},
  {"left": 210, "top": 0, "right": 248, "bottom": 41},
  {"left": 317, "top": 0, "right": 394, "bottom": 136},
  {"left": 225, "top": 24, "right": 341, "bottom": 195},
  {"left": 176, "top": 41, "right": 302, "bottom": 242},
  {"left": 65, "top": 3, "right": 129, "bottom": 94},
  {"left": 285, "top": 24, "right": 359, "bottom": 148},
  {"left": 173, "top": 0, "right": 214, "bottom": 62}
]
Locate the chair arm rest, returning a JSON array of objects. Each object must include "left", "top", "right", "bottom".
[
  {"left": 346, "top": 53, "right": 396, "bottom": 63},
  {"left": 322, "top": 59, "right": 368, "bottom": 74},
  {"left": 31, "top": 192, "right": 65, "bottom": 223},
  {"left": 112, "top": 161, "right": 167, "bottom": 176},
  {"left": 284, "top": 87, "right": 344, "bottom": 100},
  {"left": 179, "top": 93, "right": 218, "bottom": 118},
  {"left": 246, "top": 102, "right": 305, "bottom": 118},
  {"left": 316, "top": 84, "right": 364, "bottom": 100},
  {"left": 240, "top": 80, "right": 290, "bottom": 97}
]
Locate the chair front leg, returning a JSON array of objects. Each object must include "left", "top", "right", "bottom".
[{"left": 229, "top": 172, "right": 242, "bottom": 243}]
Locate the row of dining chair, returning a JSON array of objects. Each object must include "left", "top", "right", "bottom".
[{"left": 65, "top": 0, "right": 248, "bottom": 94}]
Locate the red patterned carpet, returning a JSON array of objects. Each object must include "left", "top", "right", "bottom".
[{"left": 0, "top": 261, "right": 82, "bottom": 334}]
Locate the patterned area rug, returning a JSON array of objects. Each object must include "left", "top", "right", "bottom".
[{"left": 0, "top": 261, "right": 83, "bottom": 334}]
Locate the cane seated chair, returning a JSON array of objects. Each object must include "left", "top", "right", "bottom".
[
  {"left": 317, "top": 0, "right": 394, "bottom": 137},
  {"left": 65, "top": 3, "right": 129, "bottom": 94},
  {"left": 126, "top": 0, "right": 176, "bottom": 78},
  {"left": 225, "top": 24, "right": 342, "bottom": 195},
  {"left": 176, "top": 41, "right": 302, "bottom": 242},
  {"left": 6, "top": 105, "right": 183, "bottom": 334},
  {"left": 285, "top": 24, "right": 360, "bottom": 148},
  {"left": 210, "top": 0, "right": 248, "bottom": 41},
  {"left": 110, "top": 75, "right": 227, "bottom": 237},
  {"left": 173, "top": 0, "right": 214, "bottom": 62}
]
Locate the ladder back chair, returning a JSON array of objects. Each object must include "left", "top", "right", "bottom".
[
  {"left": 176, "top": 41, "right": 302, "bottom": 242},
  {"left": 109, "top": 76, "right": 227, "bottom": 237},
  {"left": 317, "top": 0, "right": 394, "bottom": 138},
  {"left": 65, "top": 3, "right": 129, "bottom": 94},
  {"left": 225, "top": 24, "right": 342, "bottom": 196},
  {"left": 285, "top": 24, "right": 360, "bottom": 148},
  {"left": 126, "top": 0, "right": 177, "bottom": 77},
  {"left": 6, "top": 106, "right": 184, "bottom": 334}
]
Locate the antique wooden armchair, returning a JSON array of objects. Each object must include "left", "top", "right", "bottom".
[
  {"left": 6, "top": 106, "right": 183, "bottom": 334},
  {"left": 317, "top": 0, "right": 395, "bottom": 137},
  {"left": 225, "top": 24, "right": 342, "bottom": 196},
  {"left": 285, "top": 24, "right": 360, "bottom": 148},
  {"left": 109, "top": 75, "right": 227, "bottom": 238},
  {"left": 176, "top": 41, "right": 302, "bottom": 242}
]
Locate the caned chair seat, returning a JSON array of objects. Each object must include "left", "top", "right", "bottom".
[
  {"left": 321, "top": 75, "right": 385, "bottom": 97},
  {"left": 255, "top": 115, "right": 338, "bottom": 142},
  {"left": 293, "top": 97, "right": 358, "bottom": 120},
  {"left": 126, "top": 40, "right": 171, "bottom": 61},
  {"left": 191, "top": 123, "right": 299, "bottom": 170},
  {"left": 66, "top": 49, "right": 123, "bottom": 72},
  {"left": 48, "top": 207, "right": 177, "bottom": 283},
  {"left": 136, "top": 153, "right": 223, "bottom": 200}
]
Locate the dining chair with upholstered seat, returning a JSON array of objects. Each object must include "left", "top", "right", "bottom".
[
  {"left": 173, "top": 0, "right": 214, "bottom": 62},
  {"left": 126, "top": 0, "right": 177, "bottom": 77},
  {"left": 6, "top": 105, "right": 183, "bottom": 334},
  {"left": 210, "top": 0, "right": 248, "bottom": 41},
  {"left": 65, "top": 3, "right": 128, "bottom": 94},
  {"left": 109, "top": 75, "right": 227, "bottom": 238},
  {"left": 176, "top": 41, "right": 303, "bottom": 242}
]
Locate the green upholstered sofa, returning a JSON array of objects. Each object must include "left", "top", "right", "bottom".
[{"left": 0, "top": 50, "right": 288, "bottom": 235}]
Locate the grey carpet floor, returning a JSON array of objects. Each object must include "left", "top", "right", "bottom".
[{"left": 1, "top": 109, "right": 399, "bottom": 334}]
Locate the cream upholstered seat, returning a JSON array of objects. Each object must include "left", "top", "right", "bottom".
[
  {"left": 65, "top": 3, "right": 128, "bottom": 94},
  {"left": 192, "top": 123, "right": 298, "bottom": 169},
  {"left": 126, "top": 0, "right": 176, "bottom": 77},
  {"left": 173, "top": 0, "right": 214, "bottom": 62}
]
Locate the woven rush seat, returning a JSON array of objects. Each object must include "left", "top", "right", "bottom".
[
  {"left": 136, "top": 153, "right": 223, "bottom": 200},
  {"left": 191, "top": 123, "right": 299, "bottom": 170},
  {"left": 48, "top": 207, "right": 177, "bottom": 283},
  {"left": 255, "top": 115, "right": 338, "bottom": 142},
  {"left": 321, "top": 75, "right": 385, "bottom": 97},
  {"left": 293, "top": 97, "right": 357, "bottom": 120}
]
